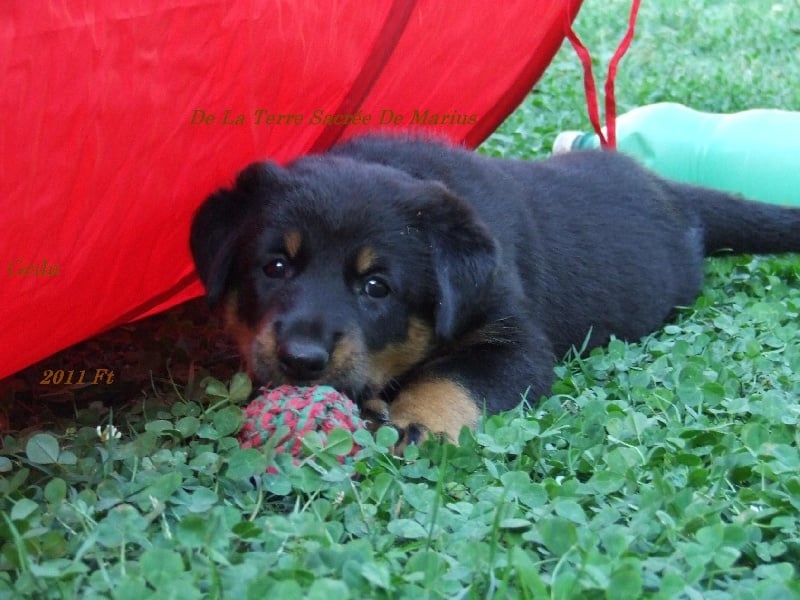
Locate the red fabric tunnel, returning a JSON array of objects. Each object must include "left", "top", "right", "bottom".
[{"left": 0, "top": 0, "right": 582, "bottom": 380}]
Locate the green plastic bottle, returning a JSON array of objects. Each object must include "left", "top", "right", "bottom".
[{"left": 552, "top": 102, "right": 800, "bottom": 206}]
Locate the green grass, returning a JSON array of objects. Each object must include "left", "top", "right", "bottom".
[{"left": 3, "top": 1, "right": 800, "bottom": 598}]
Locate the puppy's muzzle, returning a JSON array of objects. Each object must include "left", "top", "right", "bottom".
[{"left": 273, "top": 313, "right": 344, "bottom": 382}]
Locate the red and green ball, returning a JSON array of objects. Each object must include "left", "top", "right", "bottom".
[{"left": 238, "top": 384, "right": 365, "bottom": 463}]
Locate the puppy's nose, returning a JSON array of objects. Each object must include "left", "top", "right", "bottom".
[{"left": 277, "top": 339, "right": 330, "bottom": 381}]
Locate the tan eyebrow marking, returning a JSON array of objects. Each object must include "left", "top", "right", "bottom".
[
  {"left": 284, "top": 229, "right": 302, "bottom": 259},
  {"left": 355, "top": 246, "right": 379, "bottom": 275}
]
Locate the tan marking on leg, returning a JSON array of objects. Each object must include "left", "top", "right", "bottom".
[
  {"left": 390, "top": 378, "right": 480, "bottom": 443},
  {"left": 367, "top": 318, "right": 433, "bottom": 388},
  {"left": 355, "top": 246, "right": 379, "bottom": 275},
  {"left": 284, "top": 229, "right": 302, "bottom": 259}
]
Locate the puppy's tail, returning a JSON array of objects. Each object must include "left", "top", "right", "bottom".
[{"left": 675, "top": 182, "right": 800, "bottom": 256}]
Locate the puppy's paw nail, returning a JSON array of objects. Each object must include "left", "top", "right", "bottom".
[
  {"left": 404, "top": 423, "right": 429, "bottom": 445},
  {"left": 361, "top": 399, "right": 391, "bottom": 432},
  {"left": 391, "top": 422, "right": 431, "bottom": 455}
]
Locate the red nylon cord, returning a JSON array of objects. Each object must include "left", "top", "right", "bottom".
[
  {"left": 563, "top": 22, "right": 608, "bottom": 147},
  {"left": 564, "top": 0, "right": 641, "bottom": 149}
]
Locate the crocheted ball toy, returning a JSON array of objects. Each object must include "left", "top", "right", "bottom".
[{"left": 238, "top": 385, "right": 365, "bottom": 465}]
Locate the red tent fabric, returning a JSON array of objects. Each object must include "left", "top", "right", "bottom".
[{"left": 0, "top": 1, "right": 581, "bottom": 381}]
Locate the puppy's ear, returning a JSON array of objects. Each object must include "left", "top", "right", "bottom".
[
  {"left": 189, "top": 161, "right": 290, "bottom": 307},
  {"left": 408, "top": 183, "right": 499, "bottom": 340}
]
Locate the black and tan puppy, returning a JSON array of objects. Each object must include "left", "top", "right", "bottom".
[{"left": 190, "top": 134, "right": 800, "bottom": 445}]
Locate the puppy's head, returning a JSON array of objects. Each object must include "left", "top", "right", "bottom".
[{"left": 190, "top": 151, "right": 498, "bottom": 401}]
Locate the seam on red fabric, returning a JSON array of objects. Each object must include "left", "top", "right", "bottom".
[{"left": 309, "top": 0, "right": 418, "bottom": 153}]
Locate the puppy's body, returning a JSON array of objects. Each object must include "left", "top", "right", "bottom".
[{"left": 191, "top": 134, "right": 800, "bottom": 443}]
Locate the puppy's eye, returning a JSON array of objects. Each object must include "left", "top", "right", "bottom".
[
  {"left": 263, "top": 258, "right": 291, "bottom": 279},
  {"left": 363, "top": 276, "right": 390, "bottom": 298}
]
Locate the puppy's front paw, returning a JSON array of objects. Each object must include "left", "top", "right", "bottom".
[
  {"left": 391, "top": 422, "right": 434, "bottom": 455},
  {"left": 362, "top": 399, "right": 434, "bottom": 454},
  {"left": 388, "top": 378, "right": 480, "bottom": 453}
]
